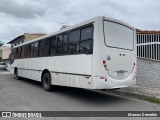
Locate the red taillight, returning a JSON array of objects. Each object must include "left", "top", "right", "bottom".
[
  {"left": 102, "top": 60, "right": 108, "bottom": 71},
  {"left": 100, "top": 77, "right": 105, "bottom": 79},
  {"left": 103, "top": 60, "right": 106, "bottom": 65},
  {"left": 100, "top": 77, "right": 107, "bottom": 82}
]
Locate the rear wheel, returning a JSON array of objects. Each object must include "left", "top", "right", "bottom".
[{"left": 42, "top": 72, "right": 53, "bottom": 91}]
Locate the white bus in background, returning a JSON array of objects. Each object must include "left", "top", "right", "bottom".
[{"left": 10, "top": 16, "right": 137, "bottom": 91}]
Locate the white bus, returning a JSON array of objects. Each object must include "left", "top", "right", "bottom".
[{"left": 10, "top": 16, "right": 137, "bottom": 91}]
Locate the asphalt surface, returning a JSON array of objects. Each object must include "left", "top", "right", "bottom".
[{"left": 0, "top": 71, "right": 160, "bottom": 120}]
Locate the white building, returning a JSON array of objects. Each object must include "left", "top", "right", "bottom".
[{"left": 136, "top": 29, "right": 160, "bottom": 89}]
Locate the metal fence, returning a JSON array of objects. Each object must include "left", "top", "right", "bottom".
[{"left": 137, "top": 34, "right": 160, "bottom": 61}]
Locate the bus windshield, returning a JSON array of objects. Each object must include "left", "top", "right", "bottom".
[{"left": 104, "top": 21, "right": 134, "bottom": 50}]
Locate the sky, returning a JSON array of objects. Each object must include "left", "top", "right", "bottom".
[{"left": 0, "top": 0, "right": 160, "bottom": 44}]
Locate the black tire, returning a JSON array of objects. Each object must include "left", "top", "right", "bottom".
[
  {"left": 15, "top": 69, "right": 20, "bottom": 80},
  {"left": 42, "top": 72, "right": 53, "bottom": 91}
]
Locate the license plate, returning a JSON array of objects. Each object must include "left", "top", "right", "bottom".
[{"left": 117, "top": 71, "right": 124, "bottom": 76}]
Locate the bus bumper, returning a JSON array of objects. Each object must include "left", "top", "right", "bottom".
[{"left": 92, "top": 74, "right": 136, "bottom": 89}]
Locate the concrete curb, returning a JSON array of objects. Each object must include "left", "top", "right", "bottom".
[
  {"left": 101, "top": 86, "right": 160, "bottom": 103},
  {"left": 104, "top": 89, "right": 148, "bottom": 100}
]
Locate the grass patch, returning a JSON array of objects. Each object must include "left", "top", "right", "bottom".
[{"left": 143, "top": 96, "right": 160, "bottom": 104}]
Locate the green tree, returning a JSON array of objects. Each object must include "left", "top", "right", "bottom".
[
  {"left": 0, "top": 41, "right": 3, "bottom": 61},
  {"left": 0, "top": 41, "right": 3, "bottom": 47}
]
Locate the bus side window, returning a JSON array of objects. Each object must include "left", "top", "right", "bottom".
[
  {"left": 15, "top": 48, "right": 18, "bottom": 59},
  {"left": 79, "top": 40, "right": 93, "bottom": 54},
  {"left": 26, "top": 44, "right": 30, "bottom": 58},
  {"left": 10, "top": 48, "right": 16, "bottom": 64},
  {"left": 17, "top": 47, "right": 22, "bottom": 59},
  {"left": 21, "top": 46, "right": 25, "bottom": 58},
  {"left": 38, "top": 40, "right": 44, "bottom": 57},
  {"left": 34, "top": 42, "right": 39, "bottom": 57},
  {"left": 44, "top": 39, "right": 50, "bottom": 56},
  {"left": 10, "top": 53, "right": 15, "bottom": 64},
  {"left": 24, "top": 45, "right": 26, "bottom": 58},
  {"left": 79, "top": 25, "right": 93, "bottom": 54},
  {"left": 68, "top": 29, "right": 80, "bottom": 55},
  {"left": 63, "top": 33, "right": 68, "bottom": 55},
  {"left": 56, "top": 35, "right": 63, "bottom": 55},
  {"left": 50, "top": 36, "right": 57, "bottom": 56},
  {"left": 30, "top": 43, "right": 35, "bottom": 58}
]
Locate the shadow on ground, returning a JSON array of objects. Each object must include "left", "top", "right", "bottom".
[{"left": 14, "top": 77, "right": 128, "bottom": 105}]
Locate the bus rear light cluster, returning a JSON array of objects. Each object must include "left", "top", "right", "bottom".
[
  {"left": 104, "top": 65, "right": 107, "bottom": 69},
  {"left": 100, "top": 77, "right": 105, "bottom": 79},
  {"left": 102, "top": 60, "right": 108, "bottom": 71},
  {"left": 103, "top": 60, "right": 106, "bottom": 65},
  {"left": 100, "top": 77, "right": 107, "bottom": 81}
]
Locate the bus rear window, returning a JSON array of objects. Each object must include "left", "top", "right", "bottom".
[{"left": 104, "top": 21, "right": 134, "bottom": 50}]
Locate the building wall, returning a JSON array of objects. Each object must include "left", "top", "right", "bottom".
[
  {"left": 8, "top": 33, "right": 45, "bottom": 48},
  {"left": 136, "top": 31, "right": 160, "bottom": 89},
  {"left": 137, "top": 58, "right": 160, "bottom": 89},
  {"left": 1, "top": 46, "right": 11, "bottom": 60},
  {"left": 11, "top": 36, "right": 25, "bottom": 48},
  {"left": 137, "top": 34, "right": 160, "bottom": 61},
  {"left": 24, "top": 33, "right": 44, "bottom": 42}
]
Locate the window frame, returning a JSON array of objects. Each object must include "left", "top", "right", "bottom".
[
  {"left": 30, "top": 43, "right": 35, "bottom": 58},
  {"left": 79, "top": 25, "right": 94, "bottom": 54},
  {"left": 103, "top": 20, "right": 134, "bottom": 51},
  {"left": 49, "top": 36, "right": 57, "bottom": 56},
  {"left": 38, "top": 40, "right": 44, "bottom": 57},
  {"left": 11, "top": 23, "right": 94, "bottom": 59}
]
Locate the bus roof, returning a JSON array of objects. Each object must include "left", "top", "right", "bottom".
[{"left": 13, "top": 16, "right": 134, "bottom": 49}]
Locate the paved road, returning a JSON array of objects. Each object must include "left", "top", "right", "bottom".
[{"left": 0, "top": 71, "right": 160, "bottom": 120}]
